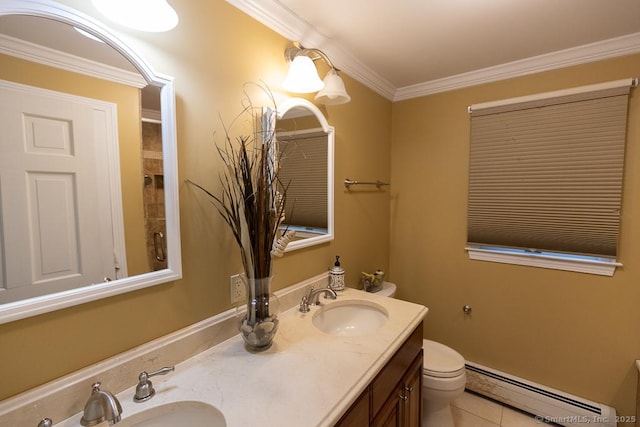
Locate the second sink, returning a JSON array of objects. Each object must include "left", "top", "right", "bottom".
[
  {"left": 312, "top": 300, "right": 388, "bottom": 336},
  {"left": 119, "top": 401, "right": 225, "bottom": 427}
]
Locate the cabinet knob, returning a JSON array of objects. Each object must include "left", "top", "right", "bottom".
[
  {"left": 399, "top": 394, "right": 409, "bottom": 402},
  {"left": 404, "top": 386, "right": 414, "bottom": 393}
]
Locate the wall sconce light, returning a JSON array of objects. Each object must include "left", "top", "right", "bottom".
[
  {"left": 283, "top": 42, "right": 351, "bottom": 105},
  {"left": 92, "top": 0, "right": 179, "bottom": 32}
]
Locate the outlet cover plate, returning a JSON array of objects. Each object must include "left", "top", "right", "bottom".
[{"left": 230, "top": 274, "right": 245, "bottom": 304}]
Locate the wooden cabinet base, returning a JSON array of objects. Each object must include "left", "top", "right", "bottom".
[{"left": 336, "top": 323, "right": 423, "bottom": 427}]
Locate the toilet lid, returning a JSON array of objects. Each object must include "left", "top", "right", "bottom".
[{"left": 423, "top": 339, "right": 465, "bottom": 378}]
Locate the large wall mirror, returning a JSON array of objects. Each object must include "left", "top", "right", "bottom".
[
  {"left": 275, "top": 98, "right": 334, "bottom": 251},
  {"left": 0, "top": 0, "right": 181, "bottom": 324}
]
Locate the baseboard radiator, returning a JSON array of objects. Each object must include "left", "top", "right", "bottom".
[{"left": 465, "top": 362, "right": 616, "bottom": 427}]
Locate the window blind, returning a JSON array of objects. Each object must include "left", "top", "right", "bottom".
[
  {"left": 278, "top": 133, "right": 328, "bottom": 229},
  {"left": 467, "top": 79, "right": 634, "bottom": 258}
]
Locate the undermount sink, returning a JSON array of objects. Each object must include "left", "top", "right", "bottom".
[
  {"left": 312, "top": 300, "right": 389, "bottom": 336},
  {"left": 119, "top": 401, "right": 226, "bottom": 427}
]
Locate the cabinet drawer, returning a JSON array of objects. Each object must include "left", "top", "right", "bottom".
[{"left": 370, "top": 323, "right": 423, "bottom": 420}]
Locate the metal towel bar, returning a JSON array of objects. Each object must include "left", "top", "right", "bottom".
[{"left": 344, "top": 178, "right": 390, "bottom": 189}]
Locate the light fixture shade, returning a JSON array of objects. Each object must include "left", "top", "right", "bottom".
[
  {"left": 282, "top": 55, "right": 325, "bottom": 93},
  {"left": 92, "top": 0, "right": 179, "bottom": 32},
  {"left": 315, "top": 69, "right": 351, "bottom": 105}
]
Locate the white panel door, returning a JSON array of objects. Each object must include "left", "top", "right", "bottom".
[{"left": 0, "top": 81, "right": 119, "bottom": 303}]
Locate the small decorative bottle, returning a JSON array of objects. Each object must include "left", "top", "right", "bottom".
[{"left": 328, "top": 256, "right": 345, "bottom": 292}]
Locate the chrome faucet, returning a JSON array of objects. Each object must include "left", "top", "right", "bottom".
[
  {"left": 299, "top": 286, "right": 337, "bottom": 312},
  {"left": 80, "top": 382, "right": 122, "bottom": 426}
]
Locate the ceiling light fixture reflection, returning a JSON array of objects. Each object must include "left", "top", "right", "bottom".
[
  {"left": 91, "top": 0, "right": 179, "bottom": 32},
  {"left": 283, "top": 42, "right": 351, "bottom": 105}
]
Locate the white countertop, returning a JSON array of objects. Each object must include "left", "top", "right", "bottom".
[{"left": 57, "top": 288, "right": 427, "bottom": 427}]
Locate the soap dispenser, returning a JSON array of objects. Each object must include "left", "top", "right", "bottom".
[{"left": 328, "top": 256, "right": 345, "bottom": 292}]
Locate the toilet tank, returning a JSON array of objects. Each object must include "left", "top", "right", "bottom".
[{"left": 374, "top": 282, "right": 396, "bottom": 298}]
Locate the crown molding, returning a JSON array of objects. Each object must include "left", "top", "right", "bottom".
[
  {"left": 226, "top": 0, "right": 640, "bottom": 102},
  {"left": 0, "top": 33, "right": 147, "bottom": 88},
  {"left": 394, "top": 32, "right": 640, "bottom": 101}
]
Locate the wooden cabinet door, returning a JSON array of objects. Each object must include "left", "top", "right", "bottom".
[
  {"left": 373, "top": 383, "right": 403, "bottom": 427},
  {"left": 371, "top": 325, "right": 423, "bottom": 419},
  {"left": 401, "top": 351, "right": 423, "bottom": 427}
]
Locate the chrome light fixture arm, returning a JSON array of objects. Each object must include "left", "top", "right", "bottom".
[{"left": 285, "top": 42, "right": 339, "bottom": 71}]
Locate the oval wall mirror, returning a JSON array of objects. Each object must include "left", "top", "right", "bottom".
[
  {"left": 0, "top": 0, "right": 181, "bottom": 324},
  {"left": 275, "top": 98, "right": 334, "bottom": 251}
]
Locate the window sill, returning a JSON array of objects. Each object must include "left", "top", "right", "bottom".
[{"left": 465, "top": 247, "right": 621, "bottom": 276}]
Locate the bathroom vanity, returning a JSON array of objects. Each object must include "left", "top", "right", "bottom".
[
  {"left": 337, "top": 324, "right": 423, "bottom": 426},
  {"left": 0, "top": 274, "right": 427, "bottom": 426}
]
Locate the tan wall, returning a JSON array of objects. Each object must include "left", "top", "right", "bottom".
[
  {"left": 0, "top": 0, "right": 391, "bottom": 399},
  {"left": 0, "top": 54, "right": 148, "bottom": 276},
  {"left": 6, "top": 0, "right": 631, "bottom": 418},
  {"left": 390, "top": 54, "right": 640, "bottom": 418}
]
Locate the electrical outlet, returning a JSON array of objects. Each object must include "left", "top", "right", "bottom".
[{"left": 230, "top": 274, "right": 245, "bottom": 304}]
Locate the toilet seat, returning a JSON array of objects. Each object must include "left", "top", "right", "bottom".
[{"left": 423, "top": 339, "right": 465, "bottom": 378}]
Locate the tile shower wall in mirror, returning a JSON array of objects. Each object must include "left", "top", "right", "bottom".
[{"left": 142, "top": 120, "right": 167, "bottom": 272}]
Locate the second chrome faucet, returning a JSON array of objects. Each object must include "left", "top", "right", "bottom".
[{"left": 299, "top": 286, "right": 337, "bottom": 313}]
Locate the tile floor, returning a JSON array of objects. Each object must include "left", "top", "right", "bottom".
[{"left": 451, "top": 390, "right": 557, "bottom": 426}]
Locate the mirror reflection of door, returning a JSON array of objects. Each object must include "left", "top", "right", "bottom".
[
  {"left": 0, "top": 13, "right": 165, "bottom": 301},
  {"left": 0, "top": 3, "right": 182, "bottom": 324},
  {"left": 0, "top": 80, "right": 120, "bottom": 303}
]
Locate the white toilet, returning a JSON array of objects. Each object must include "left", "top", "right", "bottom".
[{"left": 374, "top": 282, "right": 467, "bottom": 427}]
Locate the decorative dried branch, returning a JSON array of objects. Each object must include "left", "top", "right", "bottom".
[{"left": 187, "top": 83, "right": 288, "bottom": 280}]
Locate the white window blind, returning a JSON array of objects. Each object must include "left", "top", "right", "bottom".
[
  {"left": 467, "top": 78, "right": 635, "bottom": 260},
  {"left": 277, "top": 131, "right": 328, "bottom": 229}
]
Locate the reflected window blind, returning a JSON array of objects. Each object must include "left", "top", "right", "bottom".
[
  {"left": 278, "top": 134, "right": 328, "bottom": 228},
  {"left": 467, "top": 79, "right": 634, "bottom": 258}
]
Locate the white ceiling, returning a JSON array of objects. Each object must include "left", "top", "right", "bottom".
[{"left": 228, "top": 0, "right": 640, "bottom": 101}]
